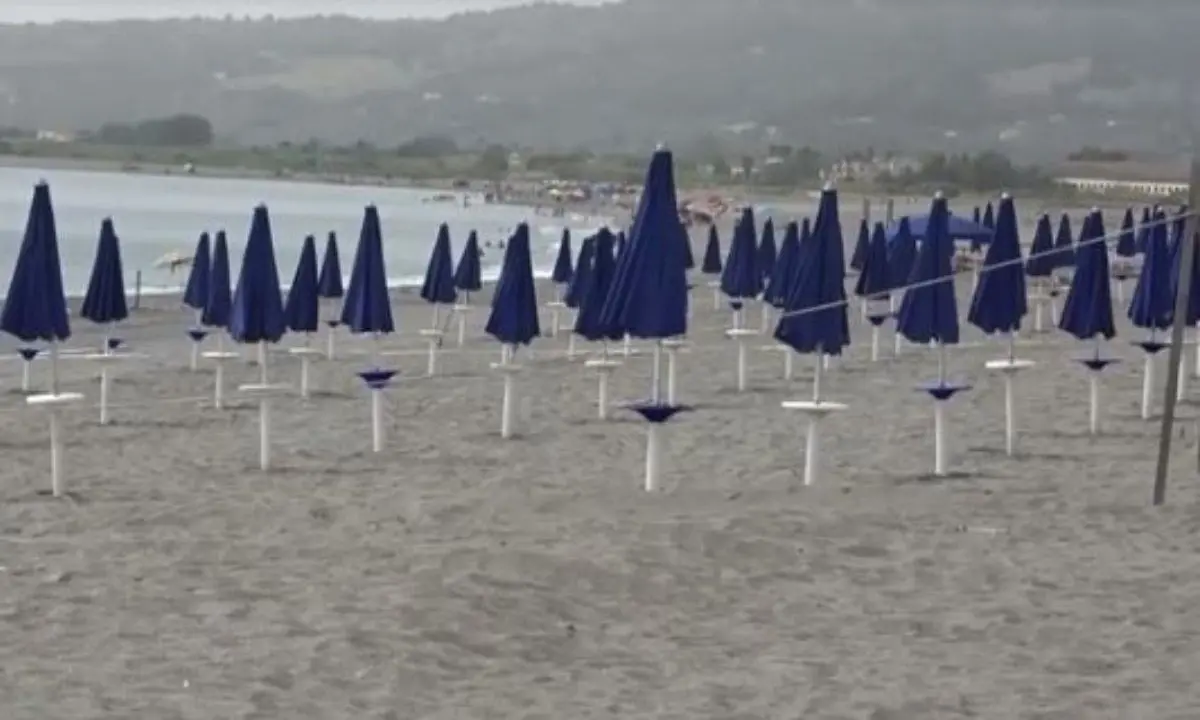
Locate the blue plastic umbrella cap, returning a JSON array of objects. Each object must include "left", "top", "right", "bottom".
[
  {"left": 1134, "top": 340, "right": 1168, "bottom": 355},
  {"left": 1078, "top": 357, "right": 1120, "bottom": 372},
  {"left": 326, "top": 319, "right": 341, "bottom": 328},
  {"left": 729, "top": 300, "right": 743, "bottom": 311},
  {"left": 107, "top": 338, "right": 123, "bottom": 351},
  {"left": 187, "top": 328, "right": 208, "bottom": 342},
  {"left": 359, "top": 368, "right": 397, "bottom": 390},
  {"left": 867, "top": 314, "right": 890, "bottom": 327},
  {"left": 916, "top": 379, "right": 971, "bottom": 401},
  {"left": 626, "top": 401, "right": 692, "bottom": 424},
  {"left": 17, "top": 347, "right": 39, "bottom": 361}
]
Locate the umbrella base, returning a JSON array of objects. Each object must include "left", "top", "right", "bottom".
[
  {"left": 27, "top": 392, "right": 85, "bottom": 498},
  {"left": 238, "top": 383, "right": 291, "bottom": 471},
  {"left": 585, "top": 358, "right": 622, "bottom": 420},
  {"left": 289, "top": 347, "right": 324, "bottom": 398},
  {"left": 781, "top": 400, "right": 847, "bottom": 487}
]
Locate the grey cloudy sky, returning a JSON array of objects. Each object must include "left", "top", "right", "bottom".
[{"left": 2, "top": 1, "right": 613, "bottom": 22}]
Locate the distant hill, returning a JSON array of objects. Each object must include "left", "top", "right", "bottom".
[{"left": 0, "top": 0, "right": 1195, "bottom": 159}]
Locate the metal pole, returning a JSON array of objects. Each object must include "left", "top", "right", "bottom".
[{"left": 1153, "top": 156, "right": 1200, "bottom": 506}]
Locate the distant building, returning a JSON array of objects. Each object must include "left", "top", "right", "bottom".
[
  {"left": 1053, "top": 160, "right": 1189, "bottom": 197},
  {"left": 35, "top": 130, "right": 73, "bottom": 143}
]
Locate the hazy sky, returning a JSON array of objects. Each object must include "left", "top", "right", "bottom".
[{"left": 2, "top": 1, "right": 614, "bottom": 22}]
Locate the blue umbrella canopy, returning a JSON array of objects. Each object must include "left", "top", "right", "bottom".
[
  {"left": 974, "top": 201, "right": 995, "bottom": 253},
  {"left": 615, "top": 231, "right": 627, "bottom": 262},
  {"left": 886, "top": 213, "right": 992, "bottom": 246},
  {"left": 202, "top": 231, "right": 232, "bottom": 328},
  {"left": 598, "top": 148, "right": 689, "bottom": 339},
  {"left": 574, "top": 229, "right": 621, "bottom": 341},
  {"left": 854, "top": 221, "right": 891, "bottom": 299},
  {"left": 1052, "top": 213, "right": 1075, "bottom": 268},
  {"left": 564, "top": 234, "right": 596, "bottom": 310},
  {"left": 1060, "top": 211, "right": 1115, "bottom": 341},
  {"left": 455, "top": 230, "right": 483, "bottom": 293},
  {"left": 341, "top": 205, "right": 395, "bottom": 335},
  {"left": 420, "top": 223, "right": 458, "bottom": 305},
  {"left": 552, "top": 228, "right": 574, "bottom": 284},
  {"left": 80, "top": 217, "right": 129, "bottom": 325},
  {"left": 1136, "top": 207, "right": 1153, "bottom": 254},
  {"left": 317, "top": 231, "right": 344, "bottom": 299},
  {"left": 680, "top": 221, "right": 695, "bottom": 270},
  {"left": 972, "top": 206, "right": 982, "bottom": 225},
  {"left": 849, "top": 218, "right": 870, "bottom": 272},
  {"left": 774, "top": 187, "right": 850, "bottom": 356},
  {"left": 1170, "top": 211, "right": 1200, "bottom": 325},
  {"left": 967, "top": 196, "right": 1026, "bottom": 335},
  {"left": 1128, "top": 211, "right": 1173, "bottom": 332},
  {"left": 1026, "top": 214, "right": 1056, "bottom": 277},
  {"left": 887, "top": 217, "right": 917, "bottom": 290},
  {"left": 486, "top": 223, "right": 540, "bottom": 346},
  {"left": 284, "top": 234, "right": 320, "bottom": 333},
  {"left": 229, "top": 205, "right": 286, "bottom": 345},
  {"left": 766, "top": 220, "right": 800, "bottom": 308},
  {"left": 701, "top": 225, "right": 722, "bottom": 274},
  {"left": 0, "top": 182, "right": 70, "bottom": 343},
  {"left": 183, "top": 232, "right": 211, "bottom": 311},
  {"left": 896, "top": 195, "right": 960, "bottom": 345},
  {"left": 758, "top": 217, "right": 778, "bottom": 281},
  {"left": 720, "top": 207, "right": 762, "bottom": 299},
  {"left": 1115, "top": 208, "right": 1137, "bottom": 258}
]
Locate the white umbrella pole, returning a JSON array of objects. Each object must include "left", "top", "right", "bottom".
[
  {"left": 1089, "top": 371, "right": 1102, "bottom": 435},
  {"left": 190, "top": 310, "right": 202, "bottom": 371},
  {"left": 258, "top": 341, "right": 271, "bottom": 470},
  {"left": 371, "top": 334, "right": 385, "bottom": 453},
  {"left": 1142, "top": 350, "right": 1155, "bottom": 421},
  {"left": 736, "top": 337, "right": 747, "bottom": 392},
  {"left": 21, "top": 357, "right": 32, "bottom": 393},
  {"left": 1178, "top": 355, "right": 1188, "bottom": 402},
  {"left": 1004, "top": 333, "right": 1017, "bottom": 455},
  {"left": 214, "top": 334, "right": 226, "bottom": 410},
  {"left": 891, "top": 296, "right": 903, "bottom": 355},
  {"left": 99, "top": 327, "right": 111, "bottom": 425},
  {"left": 644, "top": 423, "right": 662, "bottom": 492},
  {"left": 550, "top": 288, "right": 561, "bottom": 336},
  {"left": 761, "top": 302, "right": 771, "bottom": 333},
  {"left": 784, "top": 350, "right": 794, "bottom": 380},
  {"left": 1116, "top": 279, "right": 1125, "bottom": 305},
  {"left": 666, "top": 345, "right": 678, "bottom": 405},
  {"left": 803, "top": 414, "right": 821, "bottom": 486},
  {"left": 457, "top": 301, "right": 468, "bottom": 347},
  {"left": 300, "top": 335, "right": 311, "bottom": 399},
  {"left": 567, "top": 332, "right": 577, "bottom": 360},
  {"left": 935, "top": 342, "right": 948, "bottom": 476},
  {"left": 49, "top": 342, "right": 63, "bottom": 496},
  {"left": 651, "top": 341, "right": 662, "bottom": 403},
  {"left": 257, "top": 342, "right": 266, "bottom": 372},
  {"left": 870, "top": 326, "right": 880, "bottom": 362},
  {"left": 813, "top": 351, "right": 823, "bottom": 402},
  {"left": 622, "top": 334, "right": 632, "bottom": 357},
  {"left": 501, "top": 345, "right": 515, "bottom": 439},
  {"left": 326, "top": 323, "right": 336, "bottom": 360},
  {"left": 712, "top": 285, "right": 721, "bottom": 311}
]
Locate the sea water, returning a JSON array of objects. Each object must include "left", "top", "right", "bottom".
[{"left": 0, "top": 166, "right": 610, "bottom": 297}]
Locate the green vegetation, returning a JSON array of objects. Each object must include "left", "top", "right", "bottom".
[{"left": 878, "top": 152, "right": 1056, "bottom": 195}]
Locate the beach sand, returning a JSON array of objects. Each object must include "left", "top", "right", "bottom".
[{"left": 2, "top": 255, "right": 1200, "bottom": 718}]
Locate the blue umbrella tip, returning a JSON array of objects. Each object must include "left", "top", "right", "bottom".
[
  {"left": 1000, "top": 191, "right": 1011, "bottom": 199},
  {"left": 625, "top": 401, "right": 692, "bottom": 424},
  {"left": 934, "top": 190, "right": 945, "bottom": 199},
  {"left": 655, "top": 141, "right": 667, "bottom": 151},
  {"left": 822, "top": 181, "right": 835, "bottom": 191}
]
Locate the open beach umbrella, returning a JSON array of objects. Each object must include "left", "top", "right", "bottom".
[
  {"left": 80, "top": 217, "right": 129, "bottom": 426},
  {"left": 701, "top": 224, "right": 723, "bottom": 309},
  {"left": 887, "top": 217, "right": 917, "bottom": 354},
  {"left": 896, "top": 193, "right": 967, "bottom": 476},
  {"left": 774, "top": 184, "right": 849, "bottom": 486},
  {"left": 342, "top": 205, "right": 397, "bottom": 452},
  {"left": 597, "top": 147, "right": 690, "bottom": 491},
  {"left": 284, "top": 235, "right": 321, "bottom": 398},
  {"left": 1128, "top": 211, "right": 1173, "bottom": 420},
  {"left": 849, "top": 218, "right": 870, "bottom": 272},
  {"left": 486, "top": 222, "right": 540, "bottom": 439},
  {"left": 418, "top": 224, "right": 456, "bottom": 372},
  {"left": 183, "top": 232, "right": 212, "bottom": 369},
  {"left": 968, "top": 195, "right": 1030, "bottom": 455},
  {"left": 316, "top": 230, "right": 344, "bottom": 358},
  {"left": 1060, "top": 211, "right": 1117, "bottom": 433},
  {"left": 854, "top": 221, "right": 892, "bottom": 361},
  {"left": 228, "top": 205, "right": 287, "bottom": 471},
  {"left": 0, "top": 181, "right": 77, "bottom": 496},
  {"left": 546, "top": 228, "right": 574, "bottom": 337}
]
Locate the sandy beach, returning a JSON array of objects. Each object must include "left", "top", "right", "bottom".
[{"left": 2, "top": 236, "right": 1200, "bottom": 718}]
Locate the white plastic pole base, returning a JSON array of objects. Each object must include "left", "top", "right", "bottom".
[
  {"left": 548, "top": 305, "right": 561, "bottom": 337},
  {"left": 666, "top": 347, "right": 678, "bottom": 405},
  {"left": 1089, "top": 371, "right": 1101, "bottom": 435},
  {"left": 782, "top": 400, "right": 846, "bottom": 487},
  {"left": 26, "top": 392, "right": 84, "bottom": 497},
  {"left": 737, "top": 339, "right": 747, "bottom": 391},
  {"left": 644, "top": 423, "right": 662, "bottom": 492},
  {"left": 934, "top": 400, "right": 948, "bottom": 477},
  {"left": 372, "top": 389, "right": 384, "bottom": 452},
  {"left": 1034, "top": 302, "right": 1044, "bottom": 333},
  {"left": 1141, "top": 354, "right": 1154, "bottom": 420}
]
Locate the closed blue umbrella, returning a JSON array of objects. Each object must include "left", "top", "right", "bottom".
[
  {"left": 1169, "top": 211, "right": 1200, "bottom": 326},
  {"left": 1052, "top": 213, "right": 1075, "bottom": 268},
  {"left": 1026, "top": 214, "right": 1056, "bottom": 279},
  {"left": 341, "top": 205, "right": 395, "bottom": 338},
  {"left": 0, "top": 182, "right": 74, "bottom": 494},
  {"left": 552, "top": 228, "right": 574, "bottom": 284},
  {"left": 564, "top": 234, "right": 595, "bottom": 310},
  {"left": 183, "top": 232, "right": 211, "bottom": 312},
  {"left": 968, "top": 195, "right": 1030, "bottom": 454},
  {"left": 1060, "top": 210, "right": 1117, "bottom": 433},
  {"left": 897, "top": 193, "right": 967, "bottom": 476},
  {"left": 317, "top": 231, "right": 344, "bottom": 299},
  {"left": 486, "top": 223, "right": 540, "bottom": 347},
  {"left": 203, "top": 231, "right": 232, "bottom": 330},
  {"left": 886, "top": 213, "right": 992, "bottom": 247},
  {"left": 701, "top": 225, "right": 722, "bottom": 274},
  {"left": 849, "top": 218, "right": 870, "bottom": 272},
  {"left": 720, "top": 207, "right": 761, "bottom": 326},
  {"left": 972, "top": 206, "right": 982, "bottom": 225},
  {"left": 680, "top": 221, "right": 695, "bottom": 271},
  {"left": 982, "top": 202, "right": 995, "bottom": 230},
  {"left": 1115, "top": 209, "right": 1137, "bottom": 258},
  {"left": 1129, "top": 210, "right": 1173, "bottom": 420},
  {"left": 1136, "top": 207, "right": 1153, "bottom": 254},
  {"left": 887, "top": 217, "right": 917, "bottom": 289},
  {"left": 284, "top": 234, "right": 319, "bottom": 334},
  {"left": 574, "top": 229, "right": 620, "bottom": 342},
  {"left": 81, "top": 217, "right": 129, "bottom": 328},
  {"left": 486, "top": 223, "right": 540, "bottom": 439},
  {"left": 766, "top": 220, "right": 800, "bottom": 308},
  {"left": 775, "top": 186, "right": 850, "bottom": 362},
  {"left": 855, "top": 221, "right": 893, "bottom": 361},
  {"left": 758, "top": 217, "right": 778, "bottom": 281},
  {"left": 455, "top": 230, "right": 483, "bottom": 296},
  {"left": 420, "top": 223, "right": 458, "bottom": 311},
  {"left": 615, "top": 231, "right": 627, "bottom": 262}
]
